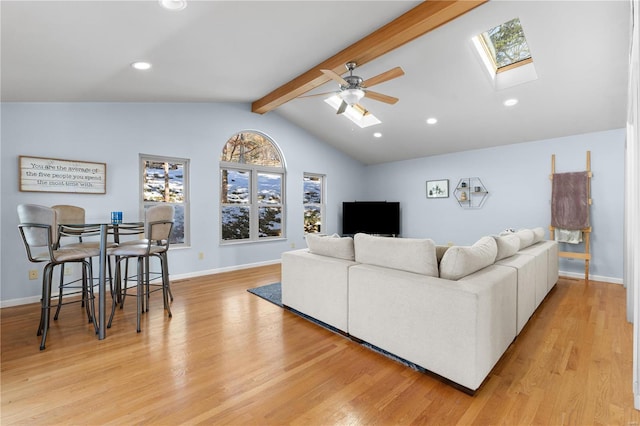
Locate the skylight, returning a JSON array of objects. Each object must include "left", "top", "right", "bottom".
[
  {"left": 472, "top": 17, "right": 537, "bottom": 90},
  {"left": 324, "top": 95, "right": 381, "bottom": 128},
  {"left": 477, "top": 18, "right": 532, "bottom": 72}
]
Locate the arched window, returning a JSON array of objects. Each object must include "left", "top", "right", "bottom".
[{"left": 220, "top": 131, "right": 285, "bottom": 243}]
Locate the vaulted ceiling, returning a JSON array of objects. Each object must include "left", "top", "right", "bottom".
[{"left": 1, "top": 1, "right": 630, "bottom": 165}]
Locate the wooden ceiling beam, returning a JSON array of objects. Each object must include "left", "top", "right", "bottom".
[{"left": 251, "top": 0, "right": 488, "bottom": 114}]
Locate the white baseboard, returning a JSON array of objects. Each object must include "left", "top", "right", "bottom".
[
  {"left": 1, "top": 295, "right": 42, "bottom": 308},
  {"left": 559, "top": 270, "right": 623, "bottom": 285},
  {"left": 170, "top": 259, "right": 281, "bottom": 282},
  {"left": 0, "top": 259, "right": 282, "bottom": 309}
]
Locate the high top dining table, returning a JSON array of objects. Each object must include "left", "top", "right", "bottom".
[{"left": 60, "top": 221, "right": 143, "bottom": 339}]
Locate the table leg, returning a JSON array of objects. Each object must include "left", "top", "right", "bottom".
[{"left": 98, "top": 223, "right": 107, "bottom": 339}]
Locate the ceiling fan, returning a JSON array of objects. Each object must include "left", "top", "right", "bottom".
[{"left": 303, "top": 62, "right": 405, "bottom": 116}]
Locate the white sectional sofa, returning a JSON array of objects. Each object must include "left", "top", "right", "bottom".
[
  {"left": 495, "top": 252, "right": 537, "bottom": 334},
  {"left": 281, "top": 246, "right": 356, "bottom": 332},
  {"left": 281, "top": 228, "right": 558, "bottom": 393}
]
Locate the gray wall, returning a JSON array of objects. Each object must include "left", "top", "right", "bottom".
[
  {"left": 0, "top": 102, "right": 366, "bottom": 304},
  {"left": 0, "top": 102, "right": 626, "bottom": 305},
  {"left": 363, "top": 128, "right": 625, "bottom": 281}
]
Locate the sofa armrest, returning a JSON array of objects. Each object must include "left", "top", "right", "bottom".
[{"left": 281, "top": 249, "right": 357, "bottom": 332}]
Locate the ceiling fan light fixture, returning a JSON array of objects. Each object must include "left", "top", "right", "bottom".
[
  {"left": 339, "top": 88, "right": 365, "bottom": 105},
  {"left": 324, "top": 95, "right": 381, "bottom": 128},
  {"left": 159, "top": 0, "right": 187, "bottom": 11}
]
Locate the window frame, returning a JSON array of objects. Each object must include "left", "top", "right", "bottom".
[
  {"left": 303, "top": 173, "right": 326, "bottom": 234},
  {"left": 139, "top": 153, "right": 190, "bottom": 248},
  {"left": 219, "top": 131, "right": 286, "bottom": 245}
]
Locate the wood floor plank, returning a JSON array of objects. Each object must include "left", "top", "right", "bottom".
[{"left": 1, "top": 266, "right": 639, "bottom": 425}]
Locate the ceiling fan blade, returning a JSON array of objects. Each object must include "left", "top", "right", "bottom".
[
  {"left": 362, "top": 67, "right": 405, "bottom": 88},
  {"left": 297, "top": 91, "right": 336, "bottom": 99},
  {"left": 352, "top": 104, "right": 370, "bottom": 116},
  {"left": 365, "top": 90, "right": 399, "bottom": 105},
  {"left": 336, "top": 100, "right": 348, "bottom": 115},
  {"left": 320, "top": 69, "right": 349, "bottom": 86}
]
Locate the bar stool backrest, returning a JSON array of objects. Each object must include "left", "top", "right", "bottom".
[
  {"left": 17, "top": 204, "right": 57, "bottom": 248},
  {"left": 145, "top": 205, "right": 174, "bottom": 243},
  {"left": 52, "top": 204, "right": 92, "bottom": 243},
  {"left": 52, "top": 205, "right": 84, "bottom": 225}
]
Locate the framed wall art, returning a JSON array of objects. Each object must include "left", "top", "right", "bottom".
[
  {"left": 426, "top": 179, "right": 449, "bottom": 198},
  {"left": 19, "top": 155, "right": 106, "bottom": 194}
]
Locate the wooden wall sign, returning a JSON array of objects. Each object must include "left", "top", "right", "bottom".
[{"left": 19, "top": 156, "right": 106, "bottom": 194}]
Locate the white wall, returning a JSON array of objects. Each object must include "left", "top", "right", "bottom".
[
  {"left": 0, "top": 102, "right": 366, "bottom": 304},
  {"left": 363, "top": 128, "right": 626, "bottom": 282}
]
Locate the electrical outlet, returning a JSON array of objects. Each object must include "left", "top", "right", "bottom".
[
  {"left": 290, "top": 242, "right": 296, "bottom": 249},
  {"left": 198, "top": 252, "right": 204, "bottom": 260},
  {"left": 28, "top": 269, "right": 38, "bottom": 280},
  {"left": 64, "top": 266, "right": 72, "bottom": 276}
]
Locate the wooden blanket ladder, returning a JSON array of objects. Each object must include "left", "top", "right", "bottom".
[{"left": 549, "top": 151, "right": 592, "bottom": 281}]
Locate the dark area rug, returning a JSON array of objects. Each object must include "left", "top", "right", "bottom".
[{"left": 247, "top": 282, "right": 282, "bottom": 307}]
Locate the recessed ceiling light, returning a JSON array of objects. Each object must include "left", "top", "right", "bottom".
[
  {"left": 504, "top": 98, "right": 519, "bottom": 107},
  {"left": 373, "top": 132, "right": 382, "bottom": 138},
  {"left": 426, "top": 117, "right": 438, "bottom": 125},
  {"left": 159, "top": 0, "right": 187, "bottom": 11},
  {"left": 131, "top": 61, "right": 152, "bottom": 71}
]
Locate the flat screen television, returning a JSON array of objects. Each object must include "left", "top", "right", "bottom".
[{"left": 342, "top": 201, "right": 400, "bottom": 236}]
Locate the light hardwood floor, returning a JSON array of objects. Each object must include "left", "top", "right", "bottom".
[{"left": 1, "top": 264, "right": 638, "bottom": 425}]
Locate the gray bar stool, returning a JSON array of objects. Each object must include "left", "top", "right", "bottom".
[
  {"left": 107, "top": 205, "right": 174, "bottom": 332},
  {"left": 17, "top": 204, "right": 99, "bottom": 350}
]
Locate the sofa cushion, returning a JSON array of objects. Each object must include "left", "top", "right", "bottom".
[
  {"left": 305, "top": 233, "right": 355, "bottom": 261},
  {"left": 439, "top": 236, "right": 498, "bottom": 280},
  {"left": 493, "top": 234, "right": 520, "bottom": 261},
  {"left": 354, "top": 233, "right": 438, "bottom": 277},
  {"left": 514, "top": 229, "right": 535, "bottom": 250},
  {"left": 531, "top": 227, "right": 545, "bottom": 243}
]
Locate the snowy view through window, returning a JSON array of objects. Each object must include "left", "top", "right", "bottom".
[
  {"left": 303, "top": 175, "right": 322, "bottom": 233},
  {"left": 221, "top": 169, "right": 282, "bottom": 239},
  {"left": 220, "top": 131, "right": 284, "bottom": 242},
  {"left": 144, "top": 161, "right": 185, "bottom": 244}
]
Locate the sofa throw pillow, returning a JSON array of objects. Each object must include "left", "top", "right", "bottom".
[
  {"left": 439, "top": 236, "right": 498, "bottom": 280},
  {"left": 531, "top": 227, "right": 545, "bottom": 243},
  {"left": 493, "top": 234, "right": 520, "bottom": 261},
  {"left": 435, "top": 245, "right": 450, "bottom": 264},
  {"left": 305, "top": 233, "right": 355, "bottom": 261},
  {"left": 514, "top": 229, "right": 535, "bottom": 250},
  {"left": 353, "top": 233, "right": 439, "bottom": 277}
]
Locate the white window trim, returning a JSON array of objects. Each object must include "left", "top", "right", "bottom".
[
  {"left": 139, "top": 153, "right": 190, "bottom": 248},
  {"left": 303, "top": 173, "right": 326, "bottom": 234},
  {"left": 219, "top": 162, "right": 286, "bottom": 245}
]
